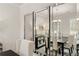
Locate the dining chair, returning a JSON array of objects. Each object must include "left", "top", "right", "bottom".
[
  {"left": 76, "top": 36, "right": 79, "bottom": 56},
  {"left": 51, "top": 35, "right": 62, "bottom": 56},
  {"left": 64, "top": 35, "right": 74, "bottom": 56},
  {"left": 52, "top": 38, "right": 58, "bottom": 56},
  {"left": 0, "top": 43, "right": 3, "bottom": 53},
  {"left": 77, "top": 44, "right": 79, "bottom": 56},
  {"left": 76, "top": 40, "right": 79, "bottom": 56}
]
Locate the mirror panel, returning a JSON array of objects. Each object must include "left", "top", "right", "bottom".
[
  {"left": 50, "top": 3, "right": 76, "bottom": 56},
  {"left": 34, "top": 8, "right": 49, "bottom": 56},
  {"left": 24, "top": 14, "right": 33, "bottom": 41},
  {"left": 76, "top": 3, "right": 79, "bottom": 56}
]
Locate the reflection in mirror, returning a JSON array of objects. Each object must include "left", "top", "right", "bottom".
[
  {"left": 76, "top": 3, "right": 79, "bottom": 56},
  {"left": 33, "top": 3, "right": 77, "bottom": 56},
  {"left": 34, "top": 8, "right": 49, "bottom": 56},
  {"left": 24, "top": 14, "right": 33, "bottom": 41},
  {"left": 50, "top": 3, "right": 76, "bottom": 56}
]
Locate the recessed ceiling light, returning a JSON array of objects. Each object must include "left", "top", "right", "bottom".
[
  {"left": 58, "top": 19, "right": 61, "bottom": 22},
  {"left": 76, "top": 18, "right": 79, "bottom": 21},
  {"left": 52, "top": 19, "right": 61, "bottom": 22},
  {"left": 52, "top": 20, "right": 58, "bottom": 22}
]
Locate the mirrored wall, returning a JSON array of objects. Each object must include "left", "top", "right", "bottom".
[
  {"left": 34, "top": 8, "right": 50, "bottom": 56},
  {"left": 24, "top": 3, "right": 79, "bottom": 56},
  {"left": 50, "top": 3, "right": 76, "bottom": 56}
]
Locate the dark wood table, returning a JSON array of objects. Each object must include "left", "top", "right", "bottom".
[
  {"left": 58, "top": 41, "right": 65, "bottom": 56},
  {"left": 0, "top": 50, "right": 19, "bottom": 56},
  {"left": 58, "top": 39, "right": 66, "bottom": 56},
  {"left": 50, "top": 40, "right": 65, "bottom": 56}
]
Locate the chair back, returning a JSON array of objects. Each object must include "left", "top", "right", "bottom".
[
  {"left": 53, "top": 34, "right": 58, "bottom": 50},
  {"left": 67, "top": 35, "right": 74, "bottom": 47}
]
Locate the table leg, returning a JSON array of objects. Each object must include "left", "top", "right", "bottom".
[{"left": 62, "top": 43, "right": 64, "bottom": 56}]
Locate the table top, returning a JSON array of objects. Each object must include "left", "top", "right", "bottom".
[
  {"left": 50, "top": 39, "right": 66, "bottom": 44},
  {"left": 57, "top": 39, "right": 66, "bottom": 43},
  {"left": 0, "top": 50, "right": 19, "bottom": 56}
]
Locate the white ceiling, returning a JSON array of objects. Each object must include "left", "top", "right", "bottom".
[
  {"left": 35, "top": 3, "right": 76, "bottom": 19},
  {"left": 0, "top": 3, "right": 78, "bottom": 16},
  {"left": 5, "top": 3, "right": 53, "bottom": 7},
  {"left": 9, "top": 3, "right": 23, "bottom": 7}
]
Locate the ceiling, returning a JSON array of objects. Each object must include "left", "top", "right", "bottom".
[
  {"left": 4, "top": 3, "right": 53, "bottom": 7},
  {"left": 8, "top": 3, "right": 24, "bottom": 7},
  {"left": 0, "top": 3, "right": 78, "bottom": 16}
]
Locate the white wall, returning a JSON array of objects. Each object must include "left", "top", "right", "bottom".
[{"left": 0, "top": 4, "right": 20, "bottom": 53}]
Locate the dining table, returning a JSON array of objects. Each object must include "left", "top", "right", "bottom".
[
  {"left": 49, "top": 39, "right": 66, "bottom": 56},
  {"left": 57, "top": 39, "right": 66, "bottom": 56}
]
